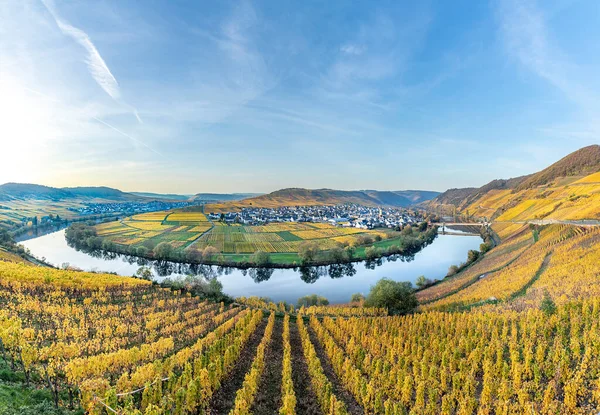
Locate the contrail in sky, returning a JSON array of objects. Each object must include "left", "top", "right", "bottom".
[{"left": 41, "top": 0, "right": 143, "bottom": 124}]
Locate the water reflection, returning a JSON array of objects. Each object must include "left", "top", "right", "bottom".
[
  {"left": 66, "top": 244, "right": 409, "bottom": 284},
  {"left": 20, "top": 228, "right": 483, "bottom": 304}
]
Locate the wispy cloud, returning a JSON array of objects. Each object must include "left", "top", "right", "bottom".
[
  {"left": 23, "top": 84, "right": 162, "bottom": 156},
  {"left": 40, "top": 0, "right": 142, "bottom": 123},
  {"left": 497, "top": 0, "right": 600, "bottom": 119}
]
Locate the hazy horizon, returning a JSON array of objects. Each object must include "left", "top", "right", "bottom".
[{"left": 2, "top": 0, "right": 599, "bottom": 193}]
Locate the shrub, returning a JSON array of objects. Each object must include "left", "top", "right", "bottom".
[
  {"left": 415, "top": 275, "right": 434, "bottom": 289},
  {"left": 297, "top": 294, "right": 329, "bottom": 308},
  {"left": 365, "top": 278, "right": 417, "bottom": 315}
]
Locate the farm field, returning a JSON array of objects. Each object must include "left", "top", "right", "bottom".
[
  {"left": 81, "top": 209, "right": 412, "bottom": 266},
  {"left": 3, "top": 252, "right": 600, "bottom": 414}
]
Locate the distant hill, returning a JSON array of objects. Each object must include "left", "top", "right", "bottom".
[
  {"left": 393, "top": 190, "right": 442, "bottom": 204},
  {"left": 0, "top": 183, "right": 73, "bottom": 201},
  {"left": 190, "top": 193, "right": 263, "bottom": 202},
  {"left": 62, "top": 186, "right": 140, "bottom": 200},
  {"left": 131, "top": 192, "right": 192, "bottom": 201},
  {"left": 0, "top": 183, "right": 146, "bottom": 202},
  {"left": 433, "top": 176, "right": 530, "bottom": 211},
  {"left": 428, "top": 145, "right": 600, "bottom": 221},
  {"left": 204, "top": 188, "right": 440, "bottom": 212},
  {"left": 431, "top": 187, "right": 478, "bottom": 208}
]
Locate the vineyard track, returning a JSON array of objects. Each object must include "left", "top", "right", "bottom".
[
  {"left": 251, "top": 318, "right": 284, "bottom": 415},
  {"left": 306, "top": 323, "right": 364, "bottom": 415},
  {"left": 208, "top": 318, "right": 268, "bottom": 414},
  {"left": 289, "top": 321, "right": 321, "bottom": 415}
]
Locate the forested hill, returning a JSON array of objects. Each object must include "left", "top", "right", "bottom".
[{"left": 0, "top": 183, "right": 144, "bottom": 202}]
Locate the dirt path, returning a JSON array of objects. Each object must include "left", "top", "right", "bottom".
[
  {"left": 208, "top": 318, "right": 268, "bottom": 415},
  {"left": 289, "top": 321, "right": 321, "bottom": 415},
  {"left": 251, "top": 318, "right": 284, "bottom": 414},
  {"left": 306, "top": 324, "right": 363, "bottom": 415}
]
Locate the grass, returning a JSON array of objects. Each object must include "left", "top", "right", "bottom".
[{"left": 0, "top": 359, "right": 82, "bottom": 415}]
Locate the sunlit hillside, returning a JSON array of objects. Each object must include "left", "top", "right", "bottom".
[{"left": 430, "top": 145, "right": 600, "bottom": 222}]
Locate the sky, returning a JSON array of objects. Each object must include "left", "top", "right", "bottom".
[{"left": 1, "top": 0, "right": 599, "bottom": 194}]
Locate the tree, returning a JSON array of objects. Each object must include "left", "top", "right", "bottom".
[
  {"left": 298, "top": 242, "right": 319, "bottom": 264},
  {"left": 447, "top": 265, "right": 459, "bottom": 277},
  {"left": 297, "top": 294, "right": 329, "bottom": 307},
  {"left": 327, "top": 247, "right": 347, "bottom": 262},
  {"left": 415, "top": 275, "right": 433, "bottom": 289},
  {"left": 467, "top": 250, "right": 480, "bottom": 264},
  {"left": 350, "top": 293, "right": 365, "bottom": 303},
  {"left": 135, "top": 246, "right": 149, "bottom": 257},
  {"left": 344, "top": 246, "right": 355, "bottom": 260},
  {"left": 250, "top": 251, "right": 271, "bottom": 266},
  {"left": 135, "top": 267, "right": 153, "bottom": 281},
  {"left": 480, "top": 242, "right": 492, "bottom": 254},
  {"left": 401, "top": 225, "right": 413, "bottom": 236},
  {"left": 364, "top": 278, "right": 417, "bottom": 315},
  {"left": 153, "top": 242, "right": 174, "bottom": 260},
  {"left": 365, "top": 246, "right": 381, "bottom": 260}
]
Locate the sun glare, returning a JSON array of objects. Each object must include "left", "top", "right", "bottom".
[{"left": 0, "top": 76, "right": 58, "bottom": 183}]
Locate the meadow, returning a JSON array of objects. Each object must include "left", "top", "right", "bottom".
[{"left": 79, "top": 210, "right": 412, "bottom": 266}]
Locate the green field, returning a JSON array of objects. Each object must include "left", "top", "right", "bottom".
[{"left": 71, "top": 210, "right": 431, "bottom": 266}]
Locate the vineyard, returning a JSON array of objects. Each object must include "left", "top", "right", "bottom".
[
  {"left": 441, "top": 167, "right": 600, "bottom": 223},
  {"left": 4, "top": 243, "right": 600, "bottom": 414},
  {"left": 76, "top": 210, "right": 410, "bottom": 266}
]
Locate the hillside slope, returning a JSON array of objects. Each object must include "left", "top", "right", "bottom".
[
  {"left": 429, "top": 146, "right": 600, "bottom": 221},
  {"left": 516, "top": 144, "right": 600, "bottom": 190}
]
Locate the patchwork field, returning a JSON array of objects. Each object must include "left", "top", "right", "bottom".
[
  {"left": 82, "top": 210, "right": 411, "bottom": 265},
  {"left": 94, "top": 211, "right": 212, "bottom": 249}
]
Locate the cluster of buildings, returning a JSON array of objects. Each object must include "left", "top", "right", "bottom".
[
  {"left": 207, "top": 204, "right": 423, "bottom": 229},
  {"left": 69, "top": 200, "right": 198, "bottom": 216}
]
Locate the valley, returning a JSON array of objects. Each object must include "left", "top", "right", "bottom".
[{"left": 3, "top": 146, "right": 600, "bottom": 414}]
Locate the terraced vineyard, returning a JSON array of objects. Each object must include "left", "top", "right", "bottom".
[{"left": 419, "top": 223, "right": 600, "bottom": 312}]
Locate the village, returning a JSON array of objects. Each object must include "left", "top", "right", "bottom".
[
  {"left": 68, "top": 200, "right": 198, "bottom": 217},
  {"left": 207, "top": 204, "right": 424, "bottom": 230}
]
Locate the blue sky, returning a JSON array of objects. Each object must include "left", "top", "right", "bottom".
[{"left": 1, "top": 0, "right": 599, "bottom": 193}]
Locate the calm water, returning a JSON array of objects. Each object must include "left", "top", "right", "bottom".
[{"left": 20, "top": 229, "right": 481, "bottom": 304}]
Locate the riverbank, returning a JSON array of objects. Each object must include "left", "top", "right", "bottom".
[{"left": 20, "top": 229, "right": 482, "bottom": 304}]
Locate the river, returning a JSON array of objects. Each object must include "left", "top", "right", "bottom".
[{"left": 19, "top": 229, "right": 481, "bottom": 304}]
